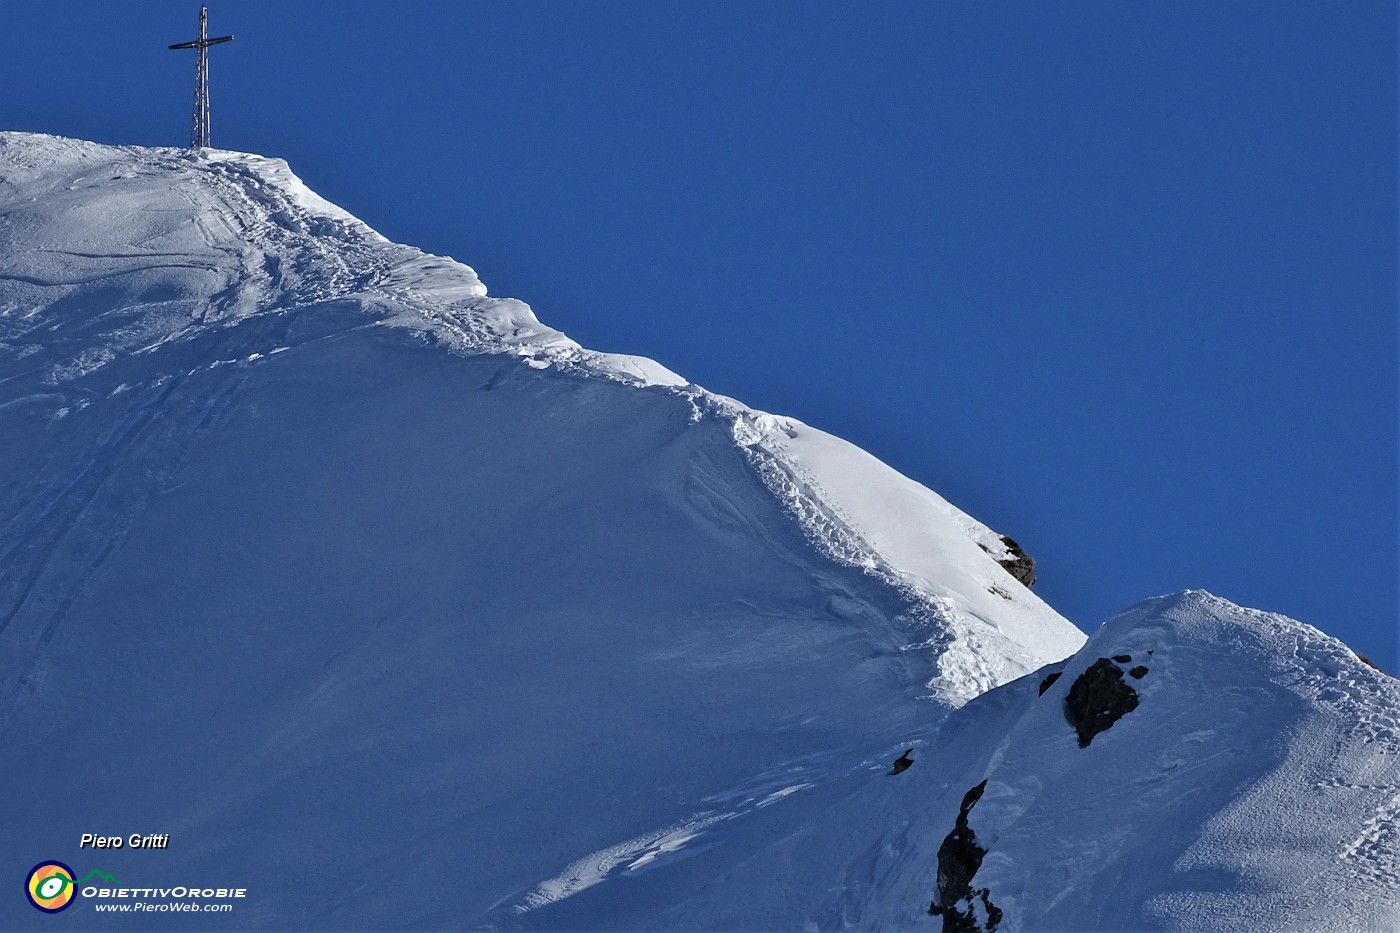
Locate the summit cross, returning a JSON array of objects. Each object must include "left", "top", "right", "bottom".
[{"left": 168, "top": 6, "right": 234, "bottom": 149}]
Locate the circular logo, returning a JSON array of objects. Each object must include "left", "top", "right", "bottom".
[{"left": 25, "top": 862, "right": 76, "bottom": 913}]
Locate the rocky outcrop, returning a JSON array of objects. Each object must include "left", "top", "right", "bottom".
[
  {"left": 992, "top": 536, "right": 1037, "bottom": 589},
  {"left": 929, "top": 780, "right": 1002, "bottom": 932},
  {"left": 1064, "top": 657, "right": 1143, "bottom": 748},
  {"left": 1038, "top": 671, "right": 1062, "bottom": 696}
]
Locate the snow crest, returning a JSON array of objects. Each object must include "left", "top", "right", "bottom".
[{"left": 0, "top": 131, "right": 1082, "bottom": 699}]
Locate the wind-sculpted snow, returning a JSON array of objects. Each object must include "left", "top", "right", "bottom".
[
  {"left": 0, "top": 132, "right": 1082, "bottom": 929},
  {"left": 726, "top": 405, "right": 1082, "bottom": 701},
  {"left": 0, "top": 132, "right": 1081, "bottom": 702}
]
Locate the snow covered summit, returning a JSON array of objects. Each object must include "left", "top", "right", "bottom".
[
  {"left": 4, "top": 133, "right": 1393, "bottom": 932},
  {"left": 0, "top": 131, "right": 1082, "bottom": 699},
  {"left": 1, "top": 132, "right": 1080, "bottom": 928}
]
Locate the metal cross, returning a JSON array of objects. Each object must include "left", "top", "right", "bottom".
[{"left": 168, "top": 6, "right": 234, "bottom": 149}]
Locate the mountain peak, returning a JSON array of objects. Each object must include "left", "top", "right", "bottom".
[
  {"left": 0, "top": 131, "right": 1085, "bottom": 703},
  {"left": 3, "top": 133, "right": 1394, "bottom": 931}
]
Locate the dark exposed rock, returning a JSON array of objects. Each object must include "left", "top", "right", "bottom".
[
  {"left": 1038, "top": 671, "right": 1062, "bottom": 696},
  {"left": 993, "top": 535, "right": 1037, "bottom": 589},
  {"left": 1355, "top": 652, "right": 1385, "bottom": 674},
  {"left": 929, "top": 780, "right": 1001, "bottom": 932},
  {"left": 977, "top": 890, "right": 1003, "bottom": 931},
  {"left": 1064, "top": 658, "right": 1140, "bottom": 748},
  {"left": 891, "top": 748, "right": 914, "bottom": 775},
  {"left": 1112, "top": 654, "right": 1132, "bottom": 663},
  {"left": 1128, "top": 665, "right": 1148, "bottom": 679}
]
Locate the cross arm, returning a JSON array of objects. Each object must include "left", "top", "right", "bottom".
[{"left": 168, "top": 35, "right": 233, "bottom": 50}]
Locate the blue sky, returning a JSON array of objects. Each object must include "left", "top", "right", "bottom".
[{"left": 4, "top": 1, "right": 1396, "bottom": 666}]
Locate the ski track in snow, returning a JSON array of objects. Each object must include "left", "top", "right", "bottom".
[
  {"left": 511, "top": 746, "right": 895, "bottom": 915},
  {"left": 513, "top": 812, "right": 738, "bottom": 913}
]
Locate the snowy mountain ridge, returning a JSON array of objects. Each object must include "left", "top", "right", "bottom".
[
  {"left": 0, "top": 131, "right": 1082, "bottom": 701},
  {"left": 2, "top": 133, "right": 1396, "bottom": 932}
]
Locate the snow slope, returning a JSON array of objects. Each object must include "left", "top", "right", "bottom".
[
  {"left": 0, "top": 132, "right": 1082, "bottom": 699},
  {"left": 661, "top": 590, "right": 1400, "bottom": 932},
  {"left": 0, "top": 132, "right": 1081, "bottom": 929}
]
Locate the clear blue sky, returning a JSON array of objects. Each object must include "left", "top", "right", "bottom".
[{"left": 5, "top": 1, "right": 1395, "bottom": 667}]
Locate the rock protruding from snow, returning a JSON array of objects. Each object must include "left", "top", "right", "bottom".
[
  {"left": 990, "top": 535, "right": 1038, "bottom": 589},
  {"left": 1063, "top": 656, "right": 1143, "bottom": 747},
  {"left": 929, "top": 780, "right": 1002, "bottom": 933}
]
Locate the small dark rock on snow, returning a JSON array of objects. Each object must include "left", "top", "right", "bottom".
[
  {"left": 891, "top": 749, "right": 914, "bottom": 775},
  {"left": 1038, "top": 671, "right": 1062, "bottom": 696}
]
